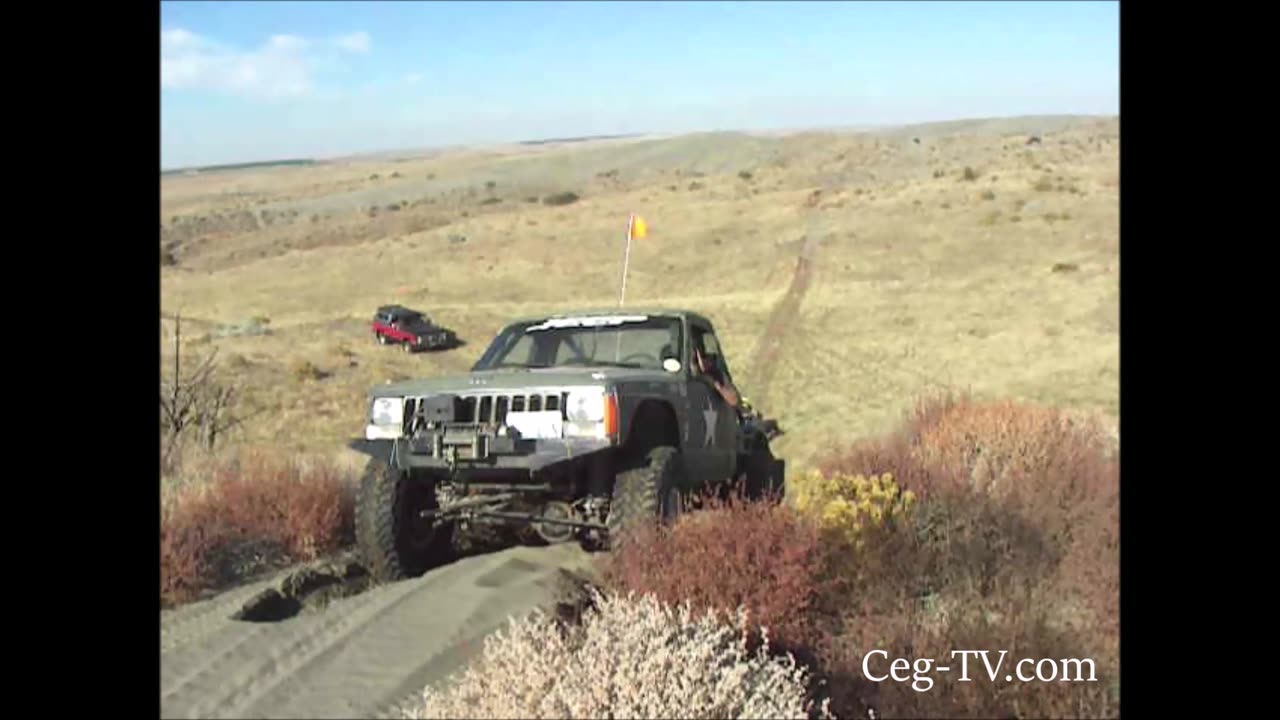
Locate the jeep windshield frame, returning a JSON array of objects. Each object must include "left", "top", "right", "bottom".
[{"left": 471, "top": 314, "right": 685, "bottom": 372}]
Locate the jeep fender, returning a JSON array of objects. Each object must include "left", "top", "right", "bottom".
[{"left": 618, "top": 398, "right": 680, "bottom": 457}]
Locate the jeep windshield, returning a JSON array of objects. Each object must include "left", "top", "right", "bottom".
[{"left": 471, "top": 314, "right": 683, "bottom": 371}]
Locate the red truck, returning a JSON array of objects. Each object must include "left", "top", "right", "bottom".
[{"left": 372, "top": 305, "right": 456, "bottom": 352}]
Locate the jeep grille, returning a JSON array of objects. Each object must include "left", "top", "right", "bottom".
[{"left": 403, "top": 392, "right": 569, "bottom": 433}]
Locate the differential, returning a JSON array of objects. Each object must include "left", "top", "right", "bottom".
[{"left": 534, "top": 501, "right": 578, "bottom": 544}]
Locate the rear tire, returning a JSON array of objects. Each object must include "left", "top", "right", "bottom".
[
  {"left": 743, "top": 439, "right": 785, "bottom": 503},
  {"left": 606, "top": 446, "right": 685, "bottom": 549},
  {"left": 355, "top": 460, "right": 454, "bottom": 582}
]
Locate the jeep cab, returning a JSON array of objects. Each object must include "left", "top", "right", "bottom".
[{"left": 348, "top": 308, "right": 784, "bottom": 580}]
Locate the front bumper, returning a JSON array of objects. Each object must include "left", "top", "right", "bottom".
[
  {"left": 349, "top": 430, "right": 611, "bottom": 473},
  {"left": 413, "top": 334, "right": 453, "bottom": 349}
]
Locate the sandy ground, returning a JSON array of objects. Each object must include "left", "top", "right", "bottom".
[{"left": 160, "top": 543, "right": 598, "bottom": 719}]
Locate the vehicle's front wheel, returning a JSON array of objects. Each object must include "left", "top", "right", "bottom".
[
  {"left": 355, "top": 460, "right": 453, "bottom": 581},
  {"left": 606, "top": 446, "right": 685, "bottom": 549}
]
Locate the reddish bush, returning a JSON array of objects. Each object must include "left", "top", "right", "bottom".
[
  {"left": 808, "top": 393, "right": 1120, "bottom": 718},
  {"left": 599, "top": 494, "right": 840, "bottom": 657},
  {"left": 160, "top": 452, "right": 354, "bottom": 607}
]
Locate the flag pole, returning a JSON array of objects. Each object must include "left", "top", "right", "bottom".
[{"left": 619, "top": 213, "right": 634, "bottom": 307}]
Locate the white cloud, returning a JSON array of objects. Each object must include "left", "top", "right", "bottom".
[
  {"left": 161, "top": 28, "right": 369, "bottom": 99},
  {"left": 404, "top": 73, "right": 423, "bottom": 85},
  {"left": 333, "top": 32, "right": 370, "bottom": 54}
]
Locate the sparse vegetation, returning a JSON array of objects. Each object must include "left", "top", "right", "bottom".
[
  {"left": 288, "top": 358, "right": 328, "bottom": 382},
  {"left": 961, "top": 166, "right": 979, "bottom": 181},
  {"left": 542, "top": 191, "right": 580, "bottom": 206},
  {"left": 161, "top": 315, "right": 244, "bottom": 474},
  {"left": 739, "top": 170, "right": 754, "bottom": 180}
]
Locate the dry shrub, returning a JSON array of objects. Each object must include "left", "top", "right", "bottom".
[
  {"left": 600, "top": 496, "right": 837, "bottom": 657},
  {"left": 288, "top": 358, "right": 328, "bottom": 382},
  {"left": 411, "top": 590, "right": 832, "bottom": 720},
  {"left": 808, "top": 393, "right": 1119, "bottom": 718},
  {"left": 160, "top": 451, "right": 354, "bottom": 607}
]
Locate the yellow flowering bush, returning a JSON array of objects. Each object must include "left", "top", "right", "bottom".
[{"left": 791, "top": 470, "right": 916, "bottom": 548}]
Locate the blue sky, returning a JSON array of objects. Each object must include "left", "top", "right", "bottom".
[{"left": 160, "top": 1, "right": 1119, "bottom": 169}]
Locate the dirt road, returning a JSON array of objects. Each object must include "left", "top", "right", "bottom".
[{"left": 160, "top": 543, "right": 598, "bottom": 719}]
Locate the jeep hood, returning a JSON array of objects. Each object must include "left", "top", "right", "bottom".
[{"left": 370, "top": 366, "right": 674, "bottom": 398}]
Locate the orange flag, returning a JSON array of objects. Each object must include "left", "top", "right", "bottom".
[{"left": 628, "top": 214, "right": 648, "bottom": 240}]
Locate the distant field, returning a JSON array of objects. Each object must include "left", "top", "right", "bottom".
[
  {"left": 160, "top": 114, "right": 1119, "bottom": 471},
  {"left": 161, "top": 158, "right": 317, "bottom": 177}
]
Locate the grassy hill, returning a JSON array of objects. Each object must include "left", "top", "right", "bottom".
[{"left": 160, "top": 114, "right": 1119, "bottom": 471}]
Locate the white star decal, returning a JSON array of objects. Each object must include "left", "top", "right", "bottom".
[{"left": 703, "top": 396, "right": 717, "bottom": 446}]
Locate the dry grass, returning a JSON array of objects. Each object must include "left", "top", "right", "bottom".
[
  {"left": 411, "top": 590, "right": 832, "bottom": 720},
  {"left": 161, "top": 116, "right": 1118, "bottom": 473}
]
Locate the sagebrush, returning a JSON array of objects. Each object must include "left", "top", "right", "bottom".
[{"left": 411, "top": 589, "right": 833, "bottom": 720}]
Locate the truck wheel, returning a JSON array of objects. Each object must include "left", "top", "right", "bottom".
[
  {"left": 606, "top": 446, "right": 685, "bottom": 549},
  {"left": 744, "top": 440, "right": 785, "bottom": 503},
  {"left": 355, "top": 459, "right": 453, "bottom": 581},
  {"left": 376, "top": 332, "right": 387, "bottom": 345}
]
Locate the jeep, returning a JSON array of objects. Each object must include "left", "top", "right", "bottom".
[
  {"left": 372, "top": 304, "right": 456, "bottom": 352},
  {"left": 347, "top": 308, "right": 784, "bottom": 581}
]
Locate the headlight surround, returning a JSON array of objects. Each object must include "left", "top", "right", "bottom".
[{"left": 371, "top": 397, "right": 404, "bottom": 427}]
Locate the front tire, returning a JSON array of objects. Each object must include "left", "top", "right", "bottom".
[
  {"left": 606, "top": 446, "right": 685, "bottom": 549},
  {"left": 355, "top": 460, "right": 454, "bottom": 582}
]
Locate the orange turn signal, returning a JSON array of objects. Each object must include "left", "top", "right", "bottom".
[{"left": 604, "top": 393, "right": 619, "bottom": 439}]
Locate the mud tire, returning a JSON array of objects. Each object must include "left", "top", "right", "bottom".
[
  {"left": 606, "top": 446, "right": 684, "bottom": 550},
  {"left": 743, "top": 439, "right": 785, "bottom": 503},
  {"left": 355, "top": 459, "right": 453, "bottom": 582}
]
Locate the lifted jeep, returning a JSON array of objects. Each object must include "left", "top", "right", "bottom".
[{"left": 347, "top": 308, "right": 785, "bottom": 581}]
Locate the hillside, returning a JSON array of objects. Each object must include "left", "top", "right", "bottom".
[{"left": 160, "top": 114, "right": 1119, "bottom": 471}]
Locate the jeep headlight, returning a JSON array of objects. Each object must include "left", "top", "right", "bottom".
[
  {"left": 564, "top": 387, "right": 618, "bottom": 440},
  {"left": 371, "top": 397, "right": 404, "bottom": 427},
  {"left": 566, "top": 388, "right": 606, "bottom": 424}
]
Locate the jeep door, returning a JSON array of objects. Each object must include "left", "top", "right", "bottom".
[{"left": 684, "top": 321, "right": 738, "bottom": 483}]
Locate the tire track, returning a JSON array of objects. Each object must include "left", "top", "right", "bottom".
[
  {"left": 159, "top": 544, "right": 595, "bottom": 720},
  {"left": 747, "top": 197, "right": 824, "bottom": 411}
]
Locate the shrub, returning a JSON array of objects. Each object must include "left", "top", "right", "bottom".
[
  {"left": 412, "top": 590, "right": 832, "bottom": 720},
  {"left": 807, "top": 394, "right": 1119, "bottom": 718},
  {"left": 288, "top": 359, "right": 328, "bottom": 382},
  {"left": 542, "top": 191, "right": 580, "bottom": 206},
  {"left": 790, "top": 470, "right": 915, "bottom": 550},
  {"left": 962, "top": 166, "right": 979, "bottom": 181},
  {"left": 739, "top": 170, "right": 754, "bottom": 180},
  {"left": 1034, "top": 177, "right": 1054, "bottom": 192},
  {"left": 600, "top": 496, "right": 838, "bottom": 656},
  {"left": 160, "top": 452, "right": 354, "bottom": 607}
]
